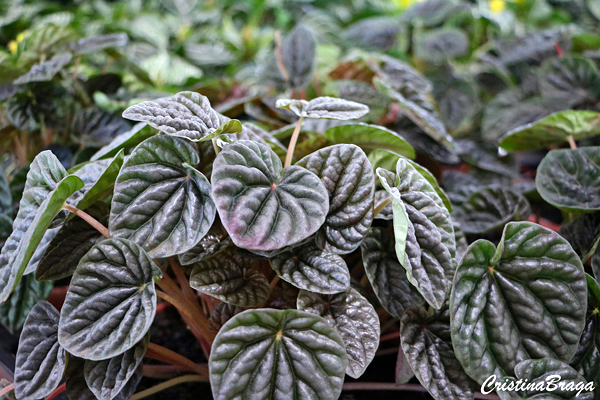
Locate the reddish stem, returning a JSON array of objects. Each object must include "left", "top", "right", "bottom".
[
  {"left": 554, "top": 42, "right": 564, "bottom": 57},
  {"left": 379, "top": 331, "right": 400, "bottom": 342},
  {"left": 46, "top": 382, "right": 66, "bottom": 400}
]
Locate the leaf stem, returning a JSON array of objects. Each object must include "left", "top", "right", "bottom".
[
  {"left": 269, "top": 275, "right": 280, "bottom": 289},
  {"left": 0, "top": 383, "right": 14, "bottom": 398},
  {"left": 63, "top": 203, "right": 109, "bottom": 238},
  {"left": 129, "top": 375, "right": 208, "bottom": 400},
  {"left": 211, "top": 137, "right": 221, "bottom": 155},
  {"left": 284, "top": 116, "right": 304, "bottom": 167},
  {"left": 373, "top": 196, "right": 392, "bottom": 217},
  {"left": 567, "top": 135, "right": 577, "bottom": 149},
  {"left": 46, "top": 382, "right": 66, "bottom": 400},
  {"left": 274, "top": 30, "right": 290, "bottom": 82},
  {"left": 146, "top": 343, "right": 208, "bottom": 377}
]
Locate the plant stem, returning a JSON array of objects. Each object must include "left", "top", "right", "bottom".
[
  {"left": 274, "top": 30, "right": 290, "bottom": 81},
  {"left": 0, "top": 383, "right": 14, "bottom": 397},
  {"left": 373, "top": 196, "right": 392, "bottom": 217},
  {"left": 567, "top": 135, "right": 577, "bottom": 149},
  {"left": 269, "top": 275, "right": 280, "bottom": 289},
  {"left": 63, "top": 204, "right": 109, "bottom": 238},
  {"left": 169, "top": 258, "right": 197, "bottom": 306},
  {"left": 284, "top": 116, "right": 304, "bottom": 167},
  {"left": 46, "top": 382, "right": 66, "bottom": 400},
  {"left": 379, "top": 331, "right": 399, "bottom": 342},
  {"left": 129, "top": 375, "right": 208, "bottom": 400},
  {"left": 146, "top": 343, "right": 208, "bottom": 377}
]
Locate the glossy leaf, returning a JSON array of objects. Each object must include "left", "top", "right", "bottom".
[
  {"left": 58, "top": 238, "right": 162, "bottom": 360},
  {"left": 76, "top": 150, "right": 124, "bottom": 211},
  {"left": 570, "top": 275, "right": 600, "bottom": 384},
  {"left": 361, "top": 226, "right": 424, "bottom": 318},
  {"left": 84, "top": 335, "right": 149, "bottom": 400},
  {"left": 109, "top": 135, "right": 216, "bottom": 258},
  {"left": 189, "top": 250, "right": 270, "bottom": 307},
  {"left": 296, "top": 144, "right": 374, "bottom": 254},
  {"left": 207, "top": 302, "right": 246, "bottom": 333},
  {"left": 209, "top": 308, "right": 348, "bottom": 400},
  {"left": 539, "top": 56, "right": 600, "bottom": 106},
  {"left": 450, "top": 222, "right": 588, "bottom": 385},
  {"left": 211, "top": 140, "right": 328, "bottom": 251},
  {"left": 71, "top": 107, "right": 131, "bottom": 147},
  {"left": 122, "top": 91, "right": 241, "bottom": 141},
  {"left": 400, "top": 306, "right": 474, "bottom": 400},
  {"left": 297, "top": 288, "right": 380, "bottom": 378},
  {"left": 536, "top": 147, "right": 600, "bottom": 212},
  {"left": 499, "top": 111, "right": 600, "bottom": 151},
  {"left": 178, "top": 229, "right": 231, "bottom": 266},
  {"left": 0, "top": 275, "right": 52, "bottom": 334},
  {"left": 91, "top": 123, "right": 155, "bottom": 161},
  {"left": 453, "top": 188, "right": 531, "bottom": 234},
  {"left": 269, "top": 242, "right": 350, "bottom": 294},
  {"left": 276, "top": 97, "right": 369, "bottom": 120},
  {"left": 13, "top": 53, "right": 72, "bottom": 85},
  {"left": 324, "top": 123, "right": 415, "bottom": 159},
  {"left": 14, "top": 301, "right": 66, "bottom": 400}
]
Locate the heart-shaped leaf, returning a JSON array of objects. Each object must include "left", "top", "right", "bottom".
[
  {"left": 377, "top": 159, "right": 456, "bottom": 309},
  {"left": 450, "top": 222, "right": 588, "bottom": 386},
  {"left": 296, "top": 144, "right": 374, "bottom": 254},
  {"left": 323, "top": 123, "right": 415, "bottom": 159},
  {"left": 434, "top": 76, "right": 478, "bottom": 132},
  {"left": 211, "top": 140, "right": 329, "bottom": 251},
  {"left": 189, "top": 250, "right": 270, "bottom": 307},
  {"left": 414, "top": 28, "right": 469, "bottom": 62},
  {"left": 209, "top": 308, "right": 348, "bottom": 400},
  {"left": 84, "top": 334, "right": 148, "bottom": 400},
  {"left": 400, "top": 306, "right": 474, "bottom": 400},
  {"left": 453, "top": 188, "right": 531, "bottom": 234},
  {"left": 536, "top": 147, "right": 600, "bottom": 212},
  {"left": 36, "top": 204, "right": 106, "bottom": 281},
  {"left": 570, "top": 275, "right": 600, "bottom": 384},
  {"left": 499, "top": 111, "right": 600, "bottom": 151},
  {"left": 361, "top": 226, "right": 424, "bottom": 318},
  {"left": 539, "top": 56, "right": 600, "bottom": 107},
  {"left": 0, "top": 275, "right": 52, "bottom": 334},
  {"left": 75, "top": 150, "right": 125, "bottom": 211},
  {"left": 269, "top": 242, "right": 350, "bottom": 294},
  {"left": 297, "top": 288, "right": 380, "bottom": 378},
  {"left": 58, "top": 238, "right": 162, "bottom": 360},
  {"left": 13, "top": 53, "right": 72, "bottom": 85},
  {"left": 276, "top": 97, "right": 369, "bottom": 120},
  {"left": 0, "top": 152, "right": 84, "bottom": 302},
  {"left": 109, "top": 135, "right": 216, "bottom": 258},
  {"left": 122, "top": 91, "right": 242, "bottom": 141},
  {"left": 14, "top": 301, "right": 66, "bottom": 400},
  {"left": 91, "top": 123, "right": 155, "bottom": 161}
]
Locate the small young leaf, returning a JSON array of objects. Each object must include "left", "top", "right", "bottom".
[
  {"left": 14, "top": 301, "right": 66, "bottom": 400},
  {"left": 109, "top": 135, "right": 216, "bottom": 258},
  {"left": 400, "top": 306, "right": 474, "bottom": 400},
  {"left": 296, "top": 144, "right": 374, "bottom": 254},
  {"left": 58, "top": 238, "right": 162, "bottom": 360},
  {"left": 499, "top": 110, "right": 600, "bottom": 151},
  {"left": 276, "top": 97, "right": 369, "bottom": 120},
  {"left": 536, "top": 147, "right": 600, "bottom": 212},
  {"left": 269, "top": 242, "right": 350, "bottom": 294},
  {"left": 209, "top": 309, "right": 348, "bottom": 400},
  {"left": 324, "top": 123, "right": 415, "bottom": 159},
  {"left": 211, "top": 140, "right": 329, "bottom": 251},
  {"left": 122, "top": 91, "right": 241, "bottom": 142},
  {"left": 189, "top": 250, "right": 270, "bottom": 307},
  {"left": 0, "top": 275, "right": 52, "bottom": 334},
  {"left": 450, "top": 222, "right": 587, "bottom": 386},
  {"left": 84, "top": 334, "right": 148, "bottom": 400},
  {"left": 453, "top": 188, "right": 531, "bottom": 234},
  {"left": 297, "top": 288, "right": 380, "bottom": 378},
  {"left": 13, "top": 53, "right": 72, "bottom": 85},
  {"left": 361, "top": 226, "right": 424, "bottom": 318}
]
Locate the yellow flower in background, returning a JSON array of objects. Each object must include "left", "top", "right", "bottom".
[
  {"left": 489, "top": 0, "right": 507, "bottom": 13},
  {"left": 8, "top": 31, "right": 28, "bottom": 54},
  {"left": 394, "top": 0, "right": 425, "bottom": 10}
]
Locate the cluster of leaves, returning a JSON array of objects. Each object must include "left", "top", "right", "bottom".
[{"left": 1, "top": 0, "right": 600, "bottom": 399}]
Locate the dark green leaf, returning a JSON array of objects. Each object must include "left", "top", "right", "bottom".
[
  {"left": 14, "top": 301, "right": 66, "bottom": 400},
  {"left": 324, "top": 123, "right": 415, "bottom": 159},
  {"left": 109, "top": 135, "right": 216, "bottom": 258},
  {"left": 361, "top": 226, "right": 424, "bottom": 318},
  {"left": 122, "top": 91, "right": 241, "bottom": 142},
  {"left": 0, "top": 165, "right": 12, "bottom": 216},
  {"left": 71, "top": 108, "right": 131, "bottom": 147},
  {"left": 75, "top": 150, "right": 124, "bottom": 211},
  {"left": 456, "top": 139, "right": 518, "bottom": 177},
  {"left": 297, "top": 288, "right": 380, "bottom": 378},
  {"left": 400, "top": 306, "right": 474, "bottom": 400},
  {"left": 276, "top": 97, "right": 369, "bottom": 120},
  {"left": 343, "top": 17, "right": 402, "bottom": 51},
  {"left": 13, "top": 53, "right": 72, "bottom": 85},
  {"left": 453, "top": 188, "right": 531, "bottom": 234},
  {"left": 84, "top": 334, "right": 148, "bottom": 400},
  {"left": 91, "top": 123, "right": 155, "bottom": 161},
  {"left": 539, "top": 56, "right": 600, "bottom": 106},
  {"left": 211, "top": 140, "right": 329, "bottom": 251},
  {"left": 497, "top": 28, "right": 570, "bottom": 66},
  {"left": 296, "top": 144, "right": 374, "bottom": 254},
  {"left": 269, "top": 242, "right": 350, "bottom": 294},
  {"left": 70, "top": 33, "right": 128, "bottom": 54},
  {"left": 189, "top": 250, "right": 270, "bottom": 307},
  {"left": 178, "top": 229, "right": 231, "bottom": 266},
  {"left": 570, "top": 275, "right": 600, "bottom": 384},
  {"left": 324, "top": 80, "right": 388, "bottom": 111},
  {"left": 209, "top": 309, "right": 348, "bottom": 400},
  {"left": 0, "top": 275, "right": 52, "bottom": 334},
  {"left": 450, "top": 222, "right": 587, "bottom": 385},
  {"left": 208, "top": 302, "right": 246, "bottom": 333},
  {"left": 433, "top": 76, "right": 478, "bottom": 132},
  {"left": 536, "top": 147, "right": 600, "bottom": 212},
  {"left": 559, "top": 212, "right": 600, "bottom": 258},
  {"left": 415, "top": 28, "right": 469, "bottom": 62},
  {"left": 58, "top": 238, "right": 162, "bottom": 360}
]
